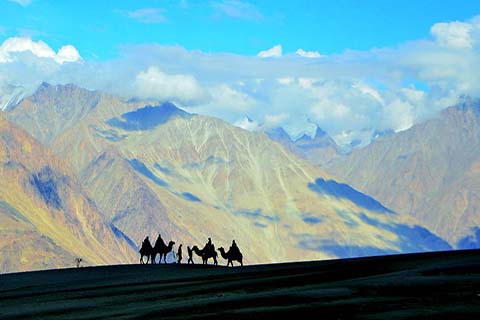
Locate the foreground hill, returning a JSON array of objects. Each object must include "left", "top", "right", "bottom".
[
  {"left": 326, "top": 98, "right": 480, "bottom": 248},
  {"left": 0, "top": 114, "right": 136, "bottom": 273},
  {"left": 1, "top": 249, "right": 479, "bottom": 319}
]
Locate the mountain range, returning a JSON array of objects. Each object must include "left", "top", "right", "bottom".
[{"left": 0, "top": 82, "right": 463, "bottom": 272}]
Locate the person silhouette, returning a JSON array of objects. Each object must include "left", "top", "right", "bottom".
[
  {"left": 203, "top": 237, "right": 212, "bottom": 252},
  {"left": 177, "top": 244, "right": 183, "bottom": 264},
  {"left": 143, "top": 236, "right": 151, "bottom": 248},
  {"left": 139, "top": 236, "right": 153, "bottom": 264},
  {"left": 154, "top": 233, "right": 165, "bottom": 248},
  {"left": 230, "top": 239, "right": 239, "bottom": 255},
  {"left": 187, "top": 246, "right": 194, "bottom": 264}
]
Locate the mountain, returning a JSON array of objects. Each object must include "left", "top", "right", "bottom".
[
  {"left": 0, "top": 83, "right": 29, "bottom": 111},
  {"left": 0, "top": 113, "right": 136, "bottom": 273},
  {"left": 266, "top": 124, "right": 342, "bottom": 167},
  {"left": 326, "top": 98, "right": 480, "bottom": 248},
  {"left": 2, "top": 83, "right": 453, "bottom": 268}
]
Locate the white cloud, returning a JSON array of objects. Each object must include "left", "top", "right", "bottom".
[
  {"left": 295, "top": 49, "right": 322, "bottom": 58},
  {"left": 264, "top": 113, "right": 289, "bottom": 127},
  {"left": 431, "top": 21, "right": 473, "bottom": 49},
  {"left": 277, "top": 77, "right": 294, "bottom": 85},
  {"left": 381, "top": 99, "right": 414, "bottom": 132},
  {"left": 352, "top": 82, "right": 384, "bottom": 105},
  {"left": 209, "top": 84, "right": 257, "bottom": 112},
  {"left": 257, "top": 44, "right": 282, "bottom": 58},
  {"left": 133, "top": 66, "right": 206, "bottom": 104},
  {"left": 126, "top": 8, "right": 167, "bottom": 24},
  {"left": 8, "top": 0, "right": 32, "bottom": 6},
  {"left": 212, "top": 0, "right": 263, "bottom": 20},
  {"left": 0, "top": 37, "right": 81, "bottom": 64}
]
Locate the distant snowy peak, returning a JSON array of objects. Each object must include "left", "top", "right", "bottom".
[
  {"left": 234, "top": 115, "right": 261, "bottom": 131},
  {"left": 0, "top": 84, "right": 30, "bottom": 111}
]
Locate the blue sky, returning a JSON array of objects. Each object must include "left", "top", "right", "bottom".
[
  {"left": 2, "top": 0, "right": 480, "bottom": 59},
  {"left": 1, "top": 0, "right": 480, "bottom": 147}
]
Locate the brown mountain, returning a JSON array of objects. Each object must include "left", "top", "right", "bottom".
[
  {"left": 326, "top": 98, "right": 480, "bottom": 248},
  {"left": 0, "top": 114, "right": 136, "bottom": 273}
]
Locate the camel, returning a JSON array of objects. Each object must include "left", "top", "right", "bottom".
[
  {"left": 192, "top": 245, "right": 218, "bottom": 265},
  {"left": 139, "top": 241, "right": 152, "bottom": 264},
  {"left": 150, "top": 234, "right": 166, "bottom": 264},
  {"left": 158, "top": 241, "right": 175, "bottom": 263},
  {"left": 150, "top": 234, "right": 174, "bottom": 264},
  {"left": 153, "top": 240, "right": 175, "bottom": 264},
  {"left": 217, "top": 247, "right": 243, "bottom": 267}
]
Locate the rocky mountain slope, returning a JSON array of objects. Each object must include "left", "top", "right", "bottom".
[
  {"left": 0, "top": 114, "right": 136, "bottom": 273},
  {"left": 326, "top": 98, "right": 480, "bottom": 248}
]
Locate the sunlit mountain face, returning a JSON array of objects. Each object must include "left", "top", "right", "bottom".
[
  {"left": 0, "top": 112, "right": 135, "bottom": 273},
  {"left": 0, "top": 83, "right": 452, "bottom": 271},
  {"left": 326, "top": 98, "right": 480, "bottom": 249}
]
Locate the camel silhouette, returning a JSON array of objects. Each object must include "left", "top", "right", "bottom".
[
  {"left": 139, "top": 237, "right": 153, "bottom": 264},
  {"left": 153, "top": 240, "right": 175, "bottom": 264},
  {"left": 218, "top": 247, "right": 243, "bottom": 267},
  {"left": 192, "top": 245, "right": 218, "bottom": 265},
  {"left": 150, "top": 234, "right": 166, "bottom": 264}
]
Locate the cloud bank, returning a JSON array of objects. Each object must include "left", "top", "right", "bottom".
[{"left": 2, "top": 15, "right": 480, "bottom": 147}]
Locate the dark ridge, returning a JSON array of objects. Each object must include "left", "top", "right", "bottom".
[
  {"left": 106, "top": 103, "right": 190, "bottom": 131},
  {"left": 128, "top": 159, "right": 168, "bottom": 187},
  {"left": 30, "top": 167, "right": 63, "bottom": 210},
  {"left": 309, "top": 178, "right": 395, "bottom": 214},
  {"left": 2, "top": 249, "right": 479, "bottom": 318}
]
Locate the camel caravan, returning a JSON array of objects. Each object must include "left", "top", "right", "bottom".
[{"left": 139, "top": 234, "right": 243, "bottom": 267}]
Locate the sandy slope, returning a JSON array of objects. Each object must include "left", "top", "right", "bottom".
[{"left": 1, "top": 249, "right": 479, "bottom": 319}]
